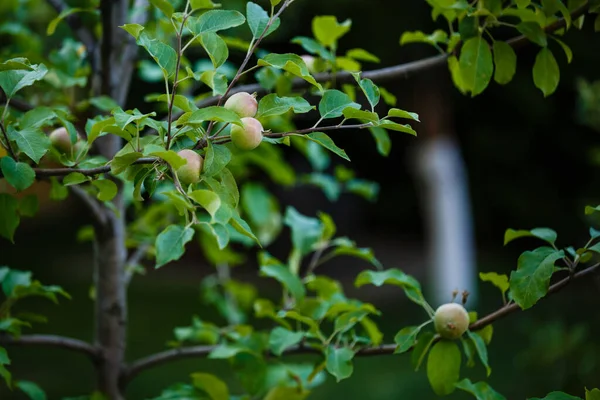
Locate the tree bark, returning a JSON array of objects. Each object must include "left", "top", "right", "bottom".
[{"left": 94, "top": 206, "right": 127, "bottom": 399}]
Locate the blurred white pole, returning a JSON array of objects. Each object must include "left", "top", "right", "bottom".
[{"left": 415, "top": 136, "right": 478, "bottom": 307}]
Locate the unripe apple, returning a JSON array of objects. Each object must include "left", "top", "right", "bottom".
[
  {"left": 433, "top": 303, "right": 470, "bottom": 340},
  {"left": 49, "top": 127, "right": 75, "bottom": 153},
  {"left": 224, "top": 92, "right": 258, "bottom": 118},
  {"left": 176, "top": 149, "right": 203, "bottom": 185},
  {"left": 230, "top": 117, "right": 263, "bottom": 151},
  {"left": 301, "top": 55, "right": 317, "bottom": 73}
]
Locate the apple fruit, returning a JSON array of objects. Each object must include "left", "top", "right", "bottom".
[
  {"left": 224, "top": 92, "right": 258, "bottom": 118},
  {"left": 49, "top": 127, "right": 76, "bottom": 153},
  {"left": 230, "top": 117, "right": 263, "bottom": 151},
  {"left": 433, "top": 303, "right": 470, "bottom": 340},
  {"left": 176, "top": 149, "right": 203, "bottom": 185}
]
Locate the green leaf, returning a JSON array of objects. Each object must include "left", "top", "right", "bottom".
[
  {"left": 318, "top": 89, "right": 360, "bottom": 119},
  {"left": 187, "top": 10, "right": 246, "bottom": 35},
  {"left": 1, "top": 157, "right": 35, "bottom": 191},
  {"left": 400, "top": 30, "right": 448, "bottom": 46},
  {"left": 427, "top": 340, "right": 461, "bottom": 396},
  {"left": 517, "top": 21, "right": 547, "bottom": 47},
  {"left": 312, "top": 16, "right": 351, "bottom": 48},
  {"left": 184, "top": 106, "right": 243, "bottom": 127},
  {"left": 260, "top": 264, "right": 306, "bottom": 302},
  {"left": 394, "top": 325, "right": 422, "bottom": 353},
  {"left": 356, "top": 77, "right": 380, "bottom": 110},
  {"left": 283, "top": 206, "right": 323, "bottom": 256},
  {"left": 203, "top": 141, "right": 232, "bottom": 177},
  {"left": 190, "top": 0, "right": 219, "bottom": 10},
  {"left": 7, "top": 126, "right": 51, "bottom": 163},
  {"left": 18, "top": 195, "right": 38, "bottom": 217},
  {"left": 325, "top": 346, "right": 354, "bottom": 382},
  {"left": 551, "top": 36, "right": 573, "bottom": 63},
  {"left": 149, "top": 0, "right": 174, "bottom": 18},
  {"left": 387, "top": 108, "right": 420, "bottom": 122},
  {"left": 376, "top": 120, "right": 417, "bottom": 135},
  {"left": 346, "top": 48, "right": 380, "bottom": 63},
  {"left": 509, "top": 247, "right": 564, "bottom": 309},
  {"left": 208, "top": 344, "right": 248, "bottom": 359},
  {"left": 586, "top": 388, "right": 600, "bottom": 400},
  {"left": 264, "top": 386, "right": 310, "bottom": 400},
  {"left": 246, "top": 2, "right": 280, "bottom": 39},
  {"left": 493, "top": 41, "right": 517, "bottom": 85},
  {"left": 342, "top": 108, "right": 379, "bottom": 123},
  {"left": 155, "top": 225, "right": 195, "bottom": 268},
  {"left": 91, "top": 180, "right": 118, "bottom": 202},
  {"left": 329, "top": 244, "right": 382, "bottom": 269},
  {"left": 47, "top": 7, "right": 89, "bottom": 35},
  {"left": 256, "top": 94, "right": 313, "bottom": 118},
  {"left": 369, "top": 126, "right": 391, "bottom": 157},
  {"left": 455, "top": 379, "right": 507, "bottom": 400},
  {"left": 533, "top": 47, "right": 560, "bottom": 97},
  {"left": 459, "top": 36, "right": 493, "bottom": 96},
  {"left": 16, "top": 380, "right": 46, "bottom": 400},
  {"left": 63, "top": 172, "right": 90, "bottom": 186},
  {"left": 355, "top": 269, "right": 424, "bottom": 306},
  {"left": 111, "top": 152, "right": 143, "bottom": 175},
  {"left": 258, "top": 53, "right": 323, "bottom": 91},
  {"left": 504, "top": 227, "right": 557, "bottom": 246},
  {"left": 230, "top": 212, "right": 261, "bottom": 246},
  {"left": 305, "top": 132, "right": 349, "bottom": 162},
  {"left": 136, "top": 31, "right": 178, "bottom": 78},
  {"left": 268, "top": 327, "right": 303, "bottom": 356},
  {"left": 529, "top": 392, "right": 583, "bottom": 400},
  {"left": 467, "top": 331, "right": 491, "bottom": 376},
  {"left": 190, "top": 373, "right": 229, "bottom": 400},
  {"left": 200, "top": 32, "right": 229, "bottom": 69},
  {"left": 411, "top": 331, "right": 435, "bottom": 371},
  {"left": 478, "top": 272, "right": 509, "bottom": 297},
  {"left": 189, "top": 190, "right": 221, "bottom": 219},
  {"left": 0, "top": 63, "right": 48, "bottom": 98}
]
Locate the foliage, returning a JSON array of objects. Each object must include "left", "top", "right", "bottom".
[{"left": 0, "top": 0, "right": 599, "bottom": 398}]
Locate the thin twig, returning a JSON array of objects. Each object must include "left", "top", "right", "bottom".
[
  {"left": 0, "top": 121, "right": 16, "bottom": 160},
  {"left": 124, "top": 243, "right": 151, "bottom": 286},
  {"left": 70, "top": 186, "right": 108, "bottom": 226},
  {"left": 166, "top": 5, "right": 191, "bottom": 150},
  {"left": 0, "top": 334, "right": 100, "bottom": 359},
  {"left": 122, "top": 262, "right": 600, "bottom": 383}
]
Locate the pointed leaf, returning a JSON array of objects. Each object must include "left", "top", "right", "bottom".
[
  {"left": 427, "top": 340, "right": 461, "bottom": 396},
  {"left": 155, "top": 225, "right": 195, "bottom": 268}
]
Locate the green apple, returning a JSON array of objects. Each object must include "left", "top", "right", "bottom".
[
  {"left": 301, "top": 55, "right": 317, "bottom": 73},
  {"left": 49, "top": 127, "right": 75, "bottom": 153},
  {"left": 230, "top": 117, "right": 263, "bottom": 151},
  {"left": 433, "top": 303, "right": 470, "bottom": 340},
  {"left": 176, "top": 149, "right": 204, "bottom": 185},
  {"left": 224, "top": 92, "right": 258, "bottom": 118}
]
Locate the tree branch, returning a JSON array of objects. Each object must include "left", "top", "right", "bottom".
[
  {"left": 124, "top": 243, "right": 150, "bottom": 286},
  {"left": 122, "top": 261, "right": 600, "bottom": 384},
  {"left": 45, "top": 0, "right": 96, "bottom": 50},
  {"left": 190, "top": 1, "right": 589, "bottom": 111},
  {"left": 0, "top": 334, "right": 100, "bottom": 359},
  {"left": 70, "top": 186, "right": 108, "bottom": 227}
]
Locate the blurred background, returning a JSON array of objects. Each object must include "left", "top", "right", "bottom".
[{"left": 1, "top": 0, "right": 600, "bottom": 398}]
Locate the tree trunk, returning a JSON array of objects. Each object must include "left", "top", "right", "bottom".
[
  {"left": 91, "top": 1, "right": 140, "bottom": 396},
  {"left": 94, "top": 202, "right": 127, "bottom": 398}
]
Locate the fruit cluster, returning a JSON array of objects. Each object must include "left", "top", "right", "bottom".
[{"left": 176, "top": 92, "right": 263, "bottom": 185}]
